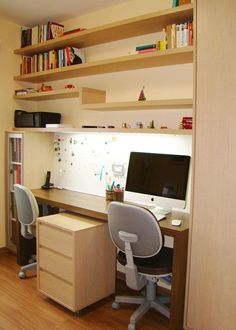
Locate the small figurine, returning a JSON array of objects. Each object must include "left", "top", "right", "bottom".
[
  {"left": 138, "top": 86, "right": 146, "bottom": 101},
  {"left": 38, "top": 83, "right": 53, "bottom": 92},
  {"left": 148, "top": 120, "right": 155, "bottom": 129},
  {"left": 65, "top": 84, "right": 75, "bottom": 89}
]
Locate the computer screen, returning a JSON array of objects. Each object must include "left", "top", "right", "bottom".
[{"left": 124, "top": 152, "right": 191, "bottom": 210}]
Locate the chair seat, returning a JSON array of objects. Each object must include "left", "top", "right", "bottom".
[{"left": 117, "top": 247, "right": 173, "bottom": 275}]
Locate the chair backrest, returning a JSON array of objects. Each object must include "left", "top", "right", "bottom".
[
  {"left": 14, "top": 184, "right": 39, "bottom": 226},
  {"left": 108, "top": 202, "right": 163, "bottom": 258}
]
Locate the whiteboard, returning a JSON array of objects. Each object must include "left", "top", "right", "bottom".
[{"left": 52, "top": 132, "right": 192, "bottom": 197}]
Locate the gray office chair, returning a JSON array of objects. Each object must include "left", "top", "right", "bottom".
[
  {"left": 108, "top": 202, "right": 173, "bottom": 330},
  {"left": 14, "top": 184, "right": 39, "bottom": 279}
]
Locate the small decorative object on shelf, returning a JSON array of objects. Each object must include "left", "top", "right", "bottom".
[
  {"left": 160, "top": 126, "right": 168, "bottom": 129},
  {"left": 138, "top": 86, "right": 146, "bottom": 101},
  {"left": 65, "top": 84, "right": 75, "bottom": 89},
  {"left": 148, "top": 120, "right": 155, "bottom": 129},
  {"left": 136, "top": 122, "right": 143, "bottom": 128},
  {"left": 63, "top": 27, "right": 86, "bottom": 36},
  {"left": 180, "top": 116, "right": 192, "bottom": 129},
  {"left": 38, "top": 83, "right": 53, "bottom": 92},
  {"left": 15, "top": 87, "right": 37, "bottom": 95},
  {"left": 49, "top": 22, "right": 64, "bottom": 39}
]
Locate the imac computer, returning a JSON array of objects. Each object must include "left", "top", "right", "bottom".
[{"left": 124, "top": 152, "right": 190, "bottom": 215}]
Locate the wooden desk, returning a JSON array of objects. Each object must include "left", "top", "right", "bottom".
[{"left": 32, "top": 188, "right": 189, "bottom": 330}]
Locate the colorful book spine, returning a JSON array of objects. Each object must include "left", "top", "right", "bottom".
[{"left": 135, "top": 44, "right": 156, "bottom": 51}]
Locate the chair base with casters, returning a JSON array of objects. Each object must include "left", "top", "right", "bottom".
[
  {"left": 112, "top": 250, "right": 172, "bottom": 330},
  {"left": 18, "top": 261, "right": 37, "bottom": 279}
]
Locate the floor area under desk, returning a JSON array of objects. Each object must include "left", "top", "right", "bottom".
[{"left": 0, "top": 251, "right": 169, "bottom": 330}]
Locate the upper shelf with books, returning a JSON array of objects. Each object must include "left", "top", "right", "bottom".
[
  {"left": 14, "top": 4, "right": 193, "bottom": 56},
  {"left": 14, "top": 46, "right": 194, "bottom": 83}
]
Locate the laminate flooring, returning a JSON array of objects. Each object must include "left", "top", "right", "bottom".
[{"left": 0, "top": 251, "right": 169, "bottom": 330}]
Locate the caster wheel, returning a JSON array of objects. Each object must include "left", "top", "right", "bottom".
[
  {"left": 112, "top": 301, "right": 120, "bottom": 310},
  {"left": 128, "top": 323, "right": 136, "bottom": 330},
  {"left": 18, "top": 271, "right": 26, "bottom": 279}
]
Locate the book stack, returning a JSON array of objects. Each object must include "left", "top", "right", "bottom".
[
  {"left": 21, "top": 22, "right": 64, "bottom": 47},
  {"left": 136, "top": 21, "right": 193, "bottom": 55},
  {"left": 135, "top": 44, "right": 157, "bottom": 54},
  {"left": 20, "top": 47, "right": 85, "bottom": 75},
  {"left": 181, "top": 116, "right": 192, "bottom": 129}
]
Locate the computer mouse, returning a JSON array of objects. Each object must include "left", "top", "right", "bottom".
[{"left": 171, "top": 219, "right": 182, "bottom": 226}]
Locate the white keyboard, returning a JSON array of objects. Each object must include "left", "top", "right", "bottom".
[{"left": 149, "top": 209, "right": 166, "bottom": 221}]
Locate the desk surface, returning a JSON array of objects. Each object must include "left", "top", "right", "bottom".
[{"left": 32, "top": 188, "right": 189, "bottom": 238}]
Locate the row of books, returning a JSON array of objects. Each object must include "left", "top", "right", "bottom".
[
  {"left": 172, "top": 0, "right": 191, "bottom": 7},
  {"left": 164, "top": 21, "right": 193, "bottom": 49},
  {"left": 11, "top": 138, "right": 22, "bottom": 163},
  {"left": 135, "top": 21, "right": 193, "bottom": 53},
  {"left": 21, "top": 22, "right": 64, "bottom": 47},
  {"left": 12, "top": 165, "right": 22, "bottom": 185},
  {"left": 20, "top": 47, "right": 85, "bottom": 75},
  {"left": 10, "top": 192, "right": 17, "bottom": 219}
]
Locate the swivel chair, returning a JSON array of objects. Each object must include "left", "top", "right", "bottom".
[
  {"left": 14, "top": 184, "right": 39, "bottom": 279},
  {"left": 108, "top": 202, "right": 173, "bottom": 330}
]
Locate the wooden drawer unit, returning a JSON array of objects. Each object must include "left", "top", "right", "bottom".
[{"left": 37, "top": 212, "right": 116, "bottom": 312}]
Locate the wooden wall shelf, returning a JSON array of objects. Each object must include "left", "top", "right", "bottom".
[
  {"left": 14, "top": 47, "right": 194, "bottom": 83},
  {"left": 81, "top": 98, "right": 193, "bottom": 111},
  {"left": 14, "top": 87, "right": 106, "bottom": 103},
  {"left": 14, "top": 88, "right": 81, "bottom": 101},
  {"left": 13, "top": 127, "right": 192, "bottom": 135},
  {"left": 14, "top": 4, "right": 193, "bottom": 56}
]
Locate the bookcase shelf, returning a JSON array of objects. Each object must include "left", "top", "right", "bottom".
[
  {"left": 14, "top": 4, "right": 193, "bottom": 56},
  {"left": 81, "top": 98, "right": 193, "bottom": 111},
  {"left": 14, "top": 46, "right": 193, "bottom": 83},
  {"left": 13, "top": 127, "right": 192, "bottom": 135},
  {"left": 14, "top": 88, "right": 81, "bottom": 101}
]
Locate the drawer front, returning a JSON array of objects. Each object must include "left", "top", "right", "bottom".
[
  {"left": 38, "top": 223, "right": 73, "bottom": 257},
  {"left": 39, "top": 247, "right": 73, "bottom": 283},
  {"left": 39, "top": 270, "right": 75, "bottom": 311}
]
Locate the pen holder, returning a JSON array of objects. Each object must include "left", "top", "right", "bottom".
[
  {"left": 106, "top": 190, "right": 114, "bottom": 201},
  {"left": 113, "top": 191, "right": 124, "bottom": 202}
]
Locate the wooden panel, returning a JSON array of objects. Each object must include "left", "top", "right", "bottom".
[
  {"left": 38, "top": 270, "right": 74, "bottom": 310},
  {"left": 38, "top": 222, "right": 73, "bottom": 257},
  {"left": 74, "top": 223, "right": 116, "bottom": 310},
  {"left": 186, "top": 1, "right": 236, "bottom": 329},
  {"left": 14, "top": 47, "right": 194, "bottom": 83},
  {"left": 81, "top": 98, "right": 193, "bottom": 111},
  {"left": 14, "top": 5, "right": 193, "bottom": 56},
  {"left": 39, "top": 247, "right": 73, "bottom": 283},
  {"left": 80, "top": 87, "right": 106, "bottom": 105}
]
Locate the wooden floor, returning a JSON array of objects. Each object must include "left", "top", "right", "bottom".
[{"left": 0, "top": 251, "right": 169, "bottom": 330}]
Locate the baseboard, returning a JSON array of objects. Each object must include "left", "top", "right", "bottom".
[
  {"left": 116, "top": 271, "right": 171, "bottom": 295},
  {"left": 0, "top": 247, "right": 10, "bottom": 254}
]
